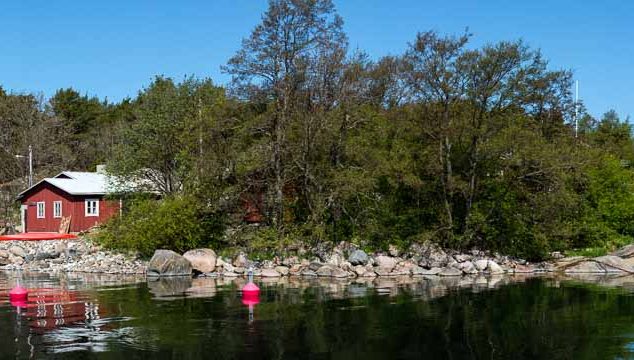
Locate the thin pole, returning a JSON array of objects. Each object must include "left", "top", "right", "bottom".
[
  {"left": 574, "top": 80, "right": 579, "bottom": 138},
  {"left": 28, "top": 145, "right": 33, "bottom": 187},
  {"left": 198, "top": 98, "right": 203, "bottom": 158},
  {"left": 198, "top": 98, "right": 203, "bottom": 185}
]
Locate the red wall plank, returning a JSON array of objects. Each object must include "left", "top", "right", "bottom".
[{"left": 21, "top": 182, "right": 120, "bottom": 233}]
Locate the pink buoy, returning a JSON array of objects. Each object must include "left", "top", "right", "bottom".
[
  {"left": 242, "top": 267, "right": 260, "bottom": 295},
  {"left": 242, "top": 281, "right": 260, "bottom": 295},
  {"left": 242, "top": 269, "right": 260, "bottom": 323}
]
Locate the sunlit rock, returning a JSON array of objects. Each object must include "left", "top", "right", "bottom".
[
  {"left": 438, "top": 267, "right": 462, "bottom": 277},
  {"left": 612, "top": 244, "right": 634, "bottom": 258},
  {"left": 564, "top": 261, "right": 605, "bottom": 273},
  {"left": 9, "top": 245, "right": 26, "bottom": 258},
  {"left": 487, "top": 261, "right": 505, "bottom": 274},
  {"left": 301, "top": 270, "right": 318, "bottom": 277},
  {"left": 388, "top": 244, "right": 400, "bottom": 257},
  {"left": 326, "top": 253, "right": 345, "bottom": 267},
  {"left": 458, "top": 261, "right": 477, "bottom": 274},
  {"left": 261, "top": 268, "right": 281, "bottom": 277},
  {"left": 232, "top": 252, "right": 249, "bottom": 268},
  {"left": 594, "top": 255, "right": 634, "bottom": 273},
  {"left": 316, "top": 264, "right": 348, "bottom": 278},
  {"left": 414, "top": 267, "right": 442, "bottom": 276},
  {"left": 275, "top": 266, "right": 290, "bottom": 276},
  {"left": 374, "top": 255, "right": 397, "bottom": 271},
  {"left": 183, "top": 248, "right": 217, "bottom": 273}
]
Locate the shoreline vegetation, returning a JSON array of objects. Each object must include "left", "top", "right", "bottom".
[{"left": 3, "top": 0, "right": 634, "bottom": 263}]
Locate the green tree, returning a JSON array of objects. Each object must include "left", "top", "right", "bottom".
[
  {"left": 50, "top": 88, "right": 110, "bottom": 169},
  {"left": 108, "top": 76, "right": 225, "bottom": 195},
  {"left": 224, "top": 0, "right": 346, "bottom": 230}
]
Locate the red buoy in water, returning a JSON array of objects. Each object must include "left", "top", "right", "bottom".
[
  {"left": 9, "top": 285, "right": 28, "bottom": 302},
  {"left": 10, "top": 298, "right": 27, "bottom": 308}
]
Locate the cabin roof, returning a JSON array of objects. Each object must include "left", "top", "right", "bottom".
[
  {"left": 46, "top": 172, "right": 109, "bottom": 195},
  {"left": 16, "top": 171, "right": 139, "bottom": 199}
]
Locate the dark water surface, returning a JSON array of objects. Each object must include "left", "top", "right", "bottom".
[{"left": 2, "top": 272, "right": 634, "bottom": 359}]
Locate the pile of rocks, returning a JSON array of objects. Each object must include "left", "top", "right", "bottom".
[
  {"left": 6, "top": 238, "right": 634, "bottom": 278},
  {"left": 0, "top": 239, "right": 146, "bottom": 274},
  {"left": 147, "top": 242, "right": 547, "bottom": 279}
]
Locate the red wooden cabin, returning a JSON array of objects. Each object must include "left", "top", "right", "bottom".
[{"left": 16, "top": 170, "right": 122, "bottom": 233}]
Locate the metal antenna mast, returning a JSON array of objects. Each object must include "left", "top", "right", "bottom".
[{"left": 574, "top": 80, "right": 579, "bottom": 138}]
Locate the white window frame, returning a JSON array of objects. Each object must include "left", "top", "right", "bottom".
[
  {"left": 85, "top": 199, "right": 100, "bottom": 217},
  {"left": 53, "top": 201, "right": 62, "bottom": 218},
  {"left": 37, "top": 202, "right": 45, "bottom": 219}
]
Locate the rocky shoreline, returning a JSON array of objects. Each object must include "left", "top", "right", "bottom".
[
  {"left": 0, "top": 239, "right": 146, "bottom": 274},
  {"left": 147, "top": 244, "right": 538, "bottom": 278},
  {"left": 147, "top": 242, "right": 634, "bottom": 279},
  {"left": 3, "top": 238, "right": 634, "bottom": 279}
]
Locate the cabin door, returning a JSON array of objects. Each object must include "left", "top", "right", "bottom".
[{"left": 20, "top": 205, "right": 27, "bottom": 233}]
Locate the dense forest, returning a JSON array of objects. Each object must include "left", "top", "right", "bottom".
[{"left": 2, "top": 0, "right": 633, "bottom": 260}]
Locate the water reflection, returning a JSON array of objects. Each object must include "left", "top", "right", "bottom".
[
  {"left": 0, "top": 271, "right": 145, "bottom": 357},
  {"left": 143, "top": 273, "right": 552, "bottom": 304},
  {"left": 561, "top": 273, "right": 634, "bottom": 290},
  {"left": 3, "top": 271, "right": 634, "bottom": 358},
  {"left": 142, "top": 274, "right": 540, "bottom": 305},
  {"left": 147, "top": 276, "right": 193, "bottom": 299},
  {"left": 2, "top": 275, "right": 103, "bottom": 334},
  {"left": 41, "top": 318, "right": 142, "bottom": 353}
]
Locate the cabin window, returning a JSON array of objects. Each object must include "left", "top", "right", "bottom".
[
  {"left": 85, "top": 199, "right": 99, "bottom": 217},
  {"left": 53, "top": 201, "right": 62, "bottom": 218},
  {"left": 37, "top": 202, "right": 45, "bottom": 219}
]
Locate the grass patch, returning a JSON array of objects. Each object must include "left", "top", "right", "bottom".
[{"left": 565, "top": 247, "right": 609, "bottom": 258}]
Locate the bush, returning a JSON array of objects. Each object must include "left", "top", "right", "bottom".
[
  {"left": 95, "top": 195, "right": 225, "bottom": 257},
  {"left": 225, "top": 224, "right": 319, "bottom": 260},
  {"left": 573, "top": 157, "right": 634, "bottom": 252}
]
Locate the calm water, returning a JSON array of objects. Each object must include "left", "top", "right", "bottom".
[{"left": 2, "top": 272, "right": 634, "bottom": 359}]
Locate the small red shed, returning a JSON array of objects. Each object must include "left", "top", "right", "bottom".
[{"left": 16, "top": 170, "right": 122, "bottom": 233}]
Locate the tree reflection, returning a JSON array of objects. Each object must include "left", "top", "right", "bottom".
[{"left": 3, "top": 272, "right": 634, "bottom": 359}]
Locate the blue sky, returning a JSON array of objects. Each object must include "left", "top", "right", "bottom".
[{"left": 1, "top": 0, "right": 632, "bottom": 119}]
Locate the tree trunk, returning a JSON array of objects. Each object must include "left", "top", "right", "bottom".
[
  {"left": 332, "top": 113, "right": 349, "bottom": 167},
  {"left": 272, "top": 115, "right": 283, "bottom": 229},
  {"left": 272, "top": 93, "right": 287, "bottom": 231},
  {"left": 440, "top": 106, "right": 454, "bottom": 242},
  {"left": 439, "top": 137, "right": 454, "bottom": 243},
  {"left": 303, "top": 115, "right": 315, "bottom": 221},
  {"left": 463, "top": 136, "right": 479, "bottom": 237}
]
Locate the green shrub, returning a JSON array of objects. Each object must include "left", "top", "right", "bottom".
[
  {"left": 227, "top": 225, "right": 315, "bottom": 260},
  {"left": 95, "top": 196, "right": 225, "bottom": 257}
]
